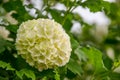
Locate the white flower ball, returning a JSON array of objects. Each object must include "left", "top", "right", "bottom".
[{"left": 15, "top": 19, "right": 72, "bottom": 71}]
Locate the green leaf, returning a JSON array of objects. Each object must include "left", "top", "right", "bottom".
[
  {"left": 81, "top": 0, "right": 110, "bottom": 13},
  {"left": 74, "top": 46, "right": 87, "bottom": 62},
  {"left": 67, "top": 58, "right": 83, "bottom": 75},
  {"left": 16, "top": 69, "right": 36, "bottom": 80},
  {"left": 0, "top": 61, "right": 15, "bottom": 71},
  {"left": 63, "top": 18, "right": 72, "bottom": 31},
  {"left": 42, "top": 76, "right": 47, "bottom": 80},
  {"left": 49, "top": 9, "right": 63, "bottom": 24},
  {"left": 78, "top": 47, "right": 107, "bottom": 74},
  {"left": 103, "top": 56, "right": 113, "bottom": 70},
  {"left": 0, "top": 47, "right": 5, "bottom": 54},
  {"left": 0, "top": 37, "right": 6, "bottom": 53},
  {"left": 0, "top": 37, "right": 14, "bottom": 54},
  {"left": 109, "top": 72, "right": 120, "bottom": 80},
  {"left": 67, "top": 35, "right": 83, "bottom": 75},
  {"left": 70, "top": 35, "right": 79, "bottom": 50},
  {"left": 5, "top": 25, "right": 18, "bottom": 34}
]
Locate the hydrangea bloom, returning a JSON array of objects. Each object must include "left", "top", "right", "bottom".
[{"left": 15, "top": 19, "right": 72, "bottom": 71}]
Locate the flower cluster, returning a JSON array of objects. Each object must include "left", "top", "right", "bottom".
[
  {"left": 15, "top": 19, "right": 72, "bottom": 71},
  {"left": 0, "top": 26, "right": 13, "bottom": 41}
]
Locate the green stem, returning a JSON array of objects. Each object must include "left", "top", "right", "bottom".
[{"left": 62, "top": 0, "right": 77, "bottom": 26}]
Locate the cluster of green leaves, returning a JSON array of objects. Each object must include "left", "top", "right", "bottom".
[{"left": 0, "top": 0, "right": 120, "bottom": 80}]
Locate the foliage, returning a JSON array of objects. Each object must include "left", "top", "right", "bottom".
[{"left": 0, "top": 0, "right": 120, "bottom": 80}]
